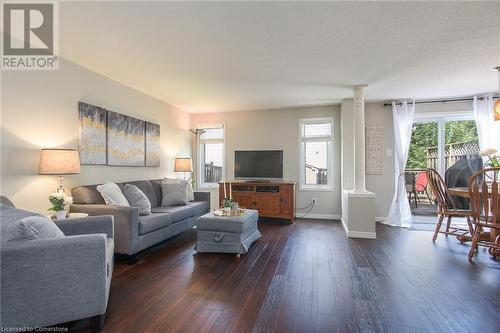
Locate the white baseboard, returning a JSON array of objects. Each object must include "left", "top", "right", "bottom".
[
  {"left": 341, "top": 217, "right": 349, "bottom": 234},
  {"left": 296, "top": 213, "right": 341, "bottom": 220},
  {"left": 341, "top": 217, "right": 377, "bottom": 239},
  {"left": 375, "top": 216, "right": 387, "bottom": 222},
  {"left": 347, "top": 230, "right": 377, "bottom": 239}
]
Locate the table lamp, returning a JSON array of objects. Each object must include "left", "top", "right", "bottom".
[
  {"left": 174, "top": 157, "right": 192, "bottom": 179},
  {"left": 39, "top": 148, "right": 81, "bottom": 193}
]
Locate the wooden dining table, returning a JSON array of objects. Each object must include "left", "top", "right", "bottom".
[{"left": 449, "top": 186, "right": 500, "bottom": 255}]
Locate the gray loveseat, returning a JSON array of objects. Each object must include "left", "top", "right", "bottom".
[
  {"left": 70, "top": 179, "right": 210, "bottom": 261},
  {"left": 0, "top": 198, "right": 114, "bottom": 332}
]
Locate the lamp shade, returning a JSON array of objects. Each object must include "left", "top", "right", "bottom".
[
  {"left": 174, "top": 158, "right": 192, "bottom": 172},
  {"left": 39, "top": 149, "right": 81, "bottom": 175}
]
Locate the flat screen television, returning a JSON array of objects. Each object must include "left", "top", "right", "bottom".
[{"left": 234, "top": 150, "right": 283, "bottom": 180}]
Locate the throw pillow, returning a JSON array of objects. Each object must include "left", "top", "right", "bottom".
[
  {"left": 163, "top": 177, "right": 194, "bottom": 201},
  {"left": 6, "top": 216, "right": 65, "bottom": 241},
  {"left": 96, "top": 182, "right": 130, "bottom": 206},
  {"left": 123, "top": 184, "right": 151, "bottom": 215},
  {"left": 161, "top": 180, "right": 189, "bottom": 206}
]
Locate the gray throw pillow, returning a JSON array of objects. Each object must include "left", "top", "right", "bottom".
[
  {"left": 6, "top": 216, "right": 65, "bottom": 242},
  {"left": 163, "top": 177, "right": 194, "bottom": 201},
  {"left": 161, "top": 180, "right": 189, "bottom": 206},
  {"left": 123, "top": 184, "right": 151, "bottom": 215}
]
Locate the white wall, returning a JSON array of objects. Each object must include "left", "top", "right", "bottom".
[
  {"left": 1, "top": 59, "right": 192, "bottom": 213},
  {"left": 191, "top": 105, "right": 341, "bottom": 218}
]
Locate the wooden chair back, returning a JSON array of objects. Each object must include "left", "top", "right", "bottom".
[
  {"left": 426, "top": 168, "right": 456, "bottom": 213},
  {"left": 468, "top": 167, "right": 499, "bottom": 226}
]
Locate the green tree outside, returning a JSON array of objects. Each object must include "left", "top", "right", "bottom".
[{"left": 406, "top": 120, "right": 478, "bottom": 169}]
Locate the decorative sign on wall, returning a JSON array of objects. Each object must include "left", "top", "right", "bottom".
[
  {"left": 366, "top": 126, "right": 384, "bottom": 175},
  {"left": 78, "top": 102, "right": 160, "bottom": 167}
]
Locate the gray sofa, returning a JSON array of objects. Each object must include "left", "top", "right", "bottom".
[
  {"left": 70, "top": 179, "right": 210, "bottom": 260},
  {"left": 0, "top": 198, "right": 114, "bottom": 332}
]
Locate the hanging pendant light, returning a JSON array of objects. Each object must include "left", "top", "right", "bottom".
[{"left": 494, "top": 66, "right": 500, "bottom": 121}]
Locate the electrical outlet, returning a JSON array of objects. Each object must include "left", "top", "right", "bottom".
[{"left": 312, "top": 198, "right": 317, "bottom": 205}]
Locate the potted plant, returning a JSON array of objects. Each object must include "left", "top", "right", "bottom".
[
  {"left": 480, "top": 148, "right": 499, "bottom": 167},
  {"left": 48, "top": 193, "right": 73, "bottom": 219},
  {"left": 221, "top": 197, "right": 234, "bottom": 214},
  {"left": 480, "top": 148, "right": 499, "bottom": 181}
]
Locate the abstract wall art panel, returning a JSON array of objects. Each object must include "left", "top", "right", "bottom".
[
  {"left": 107, "top": 111, "right": 146, "bottom": 166},
  {"left": 78, "top": 102, "right": 107, "bottom": 165},
  {"left": 145, "top": 122, "right": 161, "bottom": 167}
]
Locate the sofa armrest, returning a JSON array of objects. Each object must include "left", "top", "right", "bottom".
[
  {"left": 54, "top": 215, "right": 114, "bottom": 238},
  {"left": 1, "top": 235, "right": 108, "bottom": 327},
  {"left": 70, "top": 204, "right": 139, "bottom": 255},
  {"left": 194, "top": 191, "right": 210, "bottom": 204}
]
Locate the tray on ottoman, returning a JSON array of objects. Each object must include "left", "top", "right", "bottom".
[{"left": 195, "top": 209, "right": 261, "bottom": 257}]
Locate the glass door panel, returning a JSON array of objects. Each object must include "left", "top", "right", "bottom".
[
  {"left": 406, "top": 121, "right": 439, "bottom": 216},
  {"left": 444, "top": 120, "right": 480, "bottom": 210}
]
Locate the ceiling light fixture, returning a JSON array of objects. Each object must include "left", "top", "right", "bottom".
[{"left": 495, "top": 66, "right": 500, "bottom": 121}]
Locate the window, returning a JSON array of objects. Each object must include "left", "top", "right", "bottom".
[
  {"left": 198, "top": 126, "right": 224, "bottom": 187},
  {"left": 299, "top": 118, "right": 333, "bottom": 190}
]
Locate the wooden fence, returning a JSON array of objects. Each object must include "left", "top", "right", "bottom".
[{"left": 427, "top": 140, "right": 480, "bottom": 169}]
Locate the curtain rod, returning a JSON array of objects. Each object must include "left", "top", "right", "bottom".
[{"left": 383, "top": 95, "right": 499, "bottom": 107}]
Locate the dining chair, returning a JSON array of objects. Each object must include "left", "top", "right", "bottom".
[
  {"left": 426, "top": 168, "right": 474, "bottom": 242},
  {"left": 467, "top": 167, "right": 499, "bottom": 260}
]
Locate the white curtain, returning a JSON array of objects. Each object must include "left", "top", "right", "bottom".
[
  {"left": 384, "top": 100, "right": 415, "bottom": 228},
  {"left": 473, "top": 95, "right": 500, "bottom": 155}
]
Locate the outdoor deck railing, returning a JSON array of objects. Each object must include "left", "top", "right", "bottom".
[{"left": 205, "top": 162, "right": 223, "bottom": 183}]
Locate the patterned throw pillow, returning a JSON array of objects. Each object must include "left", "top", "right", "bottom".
[{"left": 96, "top": 182, "right": 130, "bottom": 206}]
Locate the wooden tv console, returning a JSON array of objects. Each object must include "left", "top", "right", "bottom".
[{"left": 219, "top": 181, "right": 296, "bottom": 223}]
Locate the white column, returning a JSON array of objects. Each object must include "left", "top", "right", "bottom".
[{"left": 353, "top": 85, "right": 367, "bottom": 193}]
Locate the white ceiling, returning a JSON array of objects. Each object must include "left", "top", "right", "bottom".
[{"left": 60, "top": 1, "right": 500, "bottom": 113}]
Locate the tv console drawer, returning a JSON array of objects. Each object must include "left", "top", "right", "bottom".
[
  {"left": 219, "top": 181, "right": 296, "bottom": 223},
  {"left": 255, "top": 185, "right": 280, "bottom": 193}
]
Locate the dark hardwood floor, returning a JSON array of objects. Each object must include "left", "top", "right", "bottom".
[{"left": 89, "top": 219, "right": 499, "bottom": 333}]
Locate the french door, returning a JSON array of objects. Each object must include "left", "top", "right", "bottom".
[{"left": 408, "top": 115, "right": 478, "bottom": 176}]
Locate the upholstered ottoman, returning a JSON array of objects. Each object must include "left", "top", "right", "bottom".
[{"left": 196, "top": 209, "right": 261, "bottom": 257}]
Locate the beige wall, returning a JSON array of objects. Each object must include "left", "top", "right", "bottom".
[
  {"left": 1, "top": 57, "right": 477, "bottom": 219},
  {"left": 364, "top": 100, "right": 476, "bottom": 220},
  {"left": 1, "top": 59, "right": 192, "bottom": 213},
  {"left": 192, "top": 105, "right": 341, "bottom": 218},
  {"left": 365, "top": 102, "right": 395, "bottom": 219}
]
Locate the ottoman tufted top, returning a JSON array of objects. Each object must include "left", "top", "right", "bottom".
[{"left": 196, "top": 209, "right": 259, "bottom": 234}]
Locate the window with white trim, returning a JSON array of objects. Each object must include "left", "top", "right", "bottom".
[
  {"left": 198, "top": 126, "right": 224, "bottom": 187},
  {"left": 299, "top": 118, "right": 333, "bottom": 190}
]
